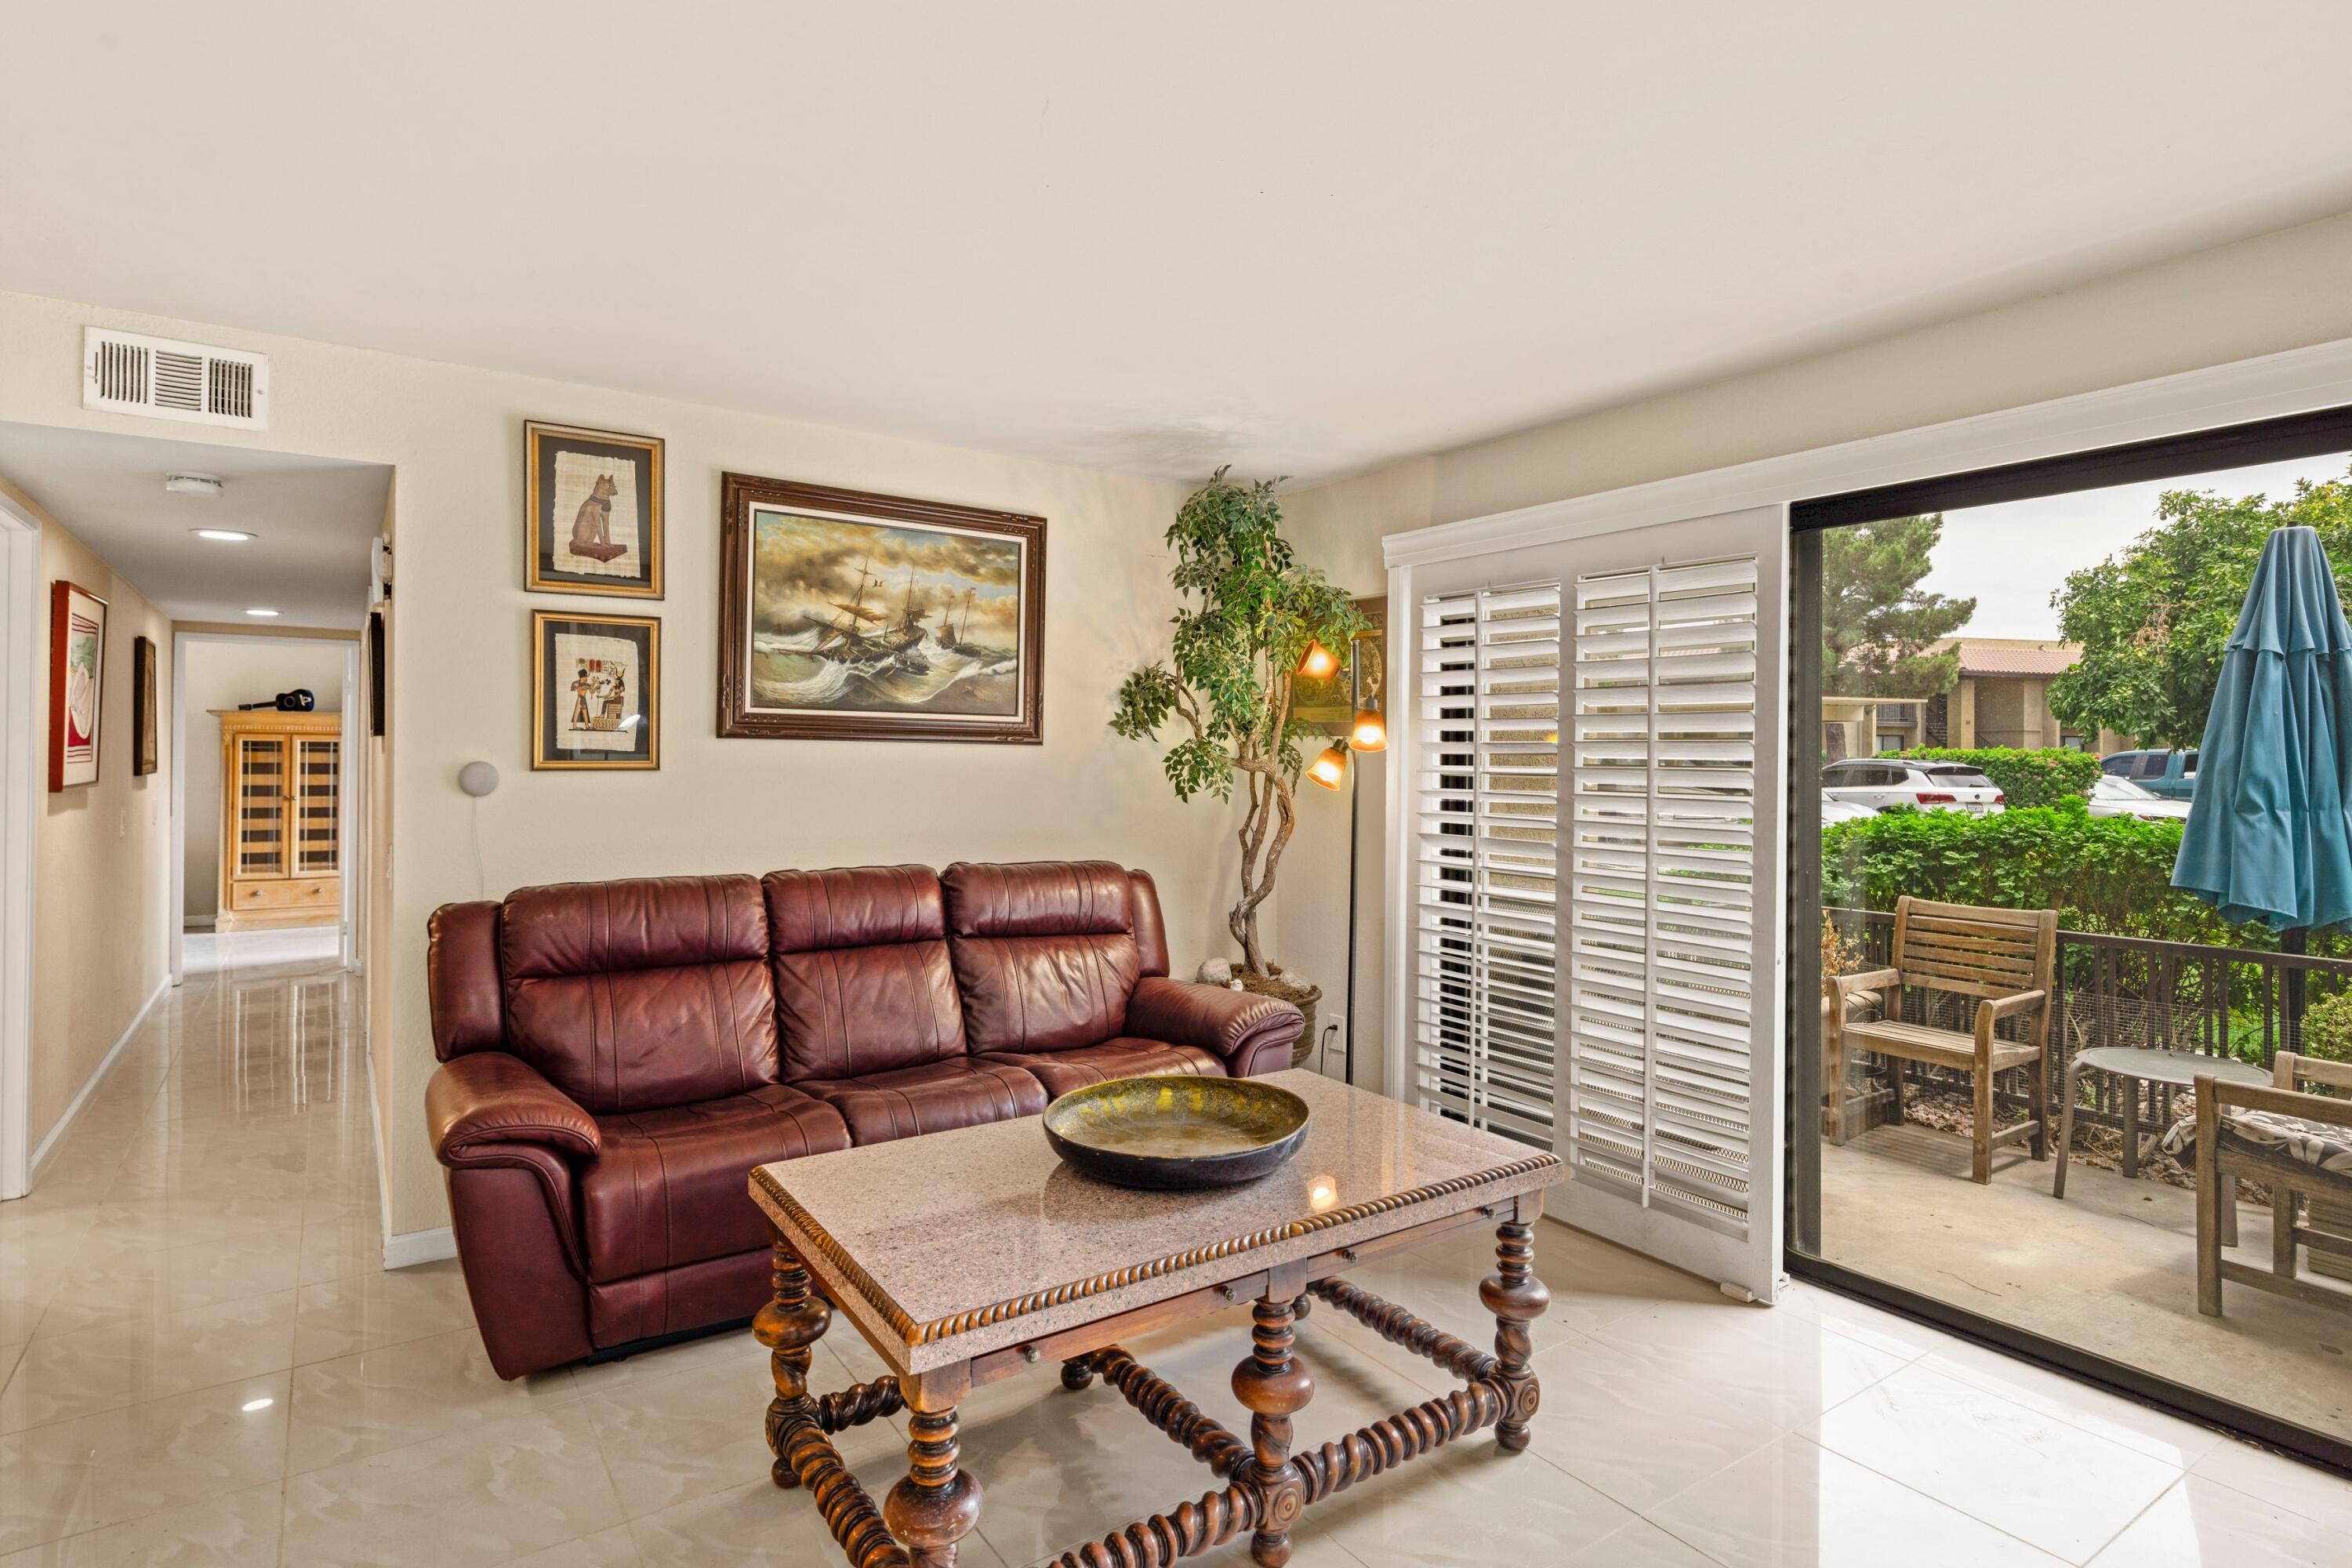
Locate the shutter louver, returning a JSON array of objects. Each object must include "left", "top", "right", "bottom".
[
  {"left": 1408, "top": 583, "right": 1561, "bottom": 1150},
  {"left": 1566, "top": 555, "right": 1760, "bottom": 1236}
]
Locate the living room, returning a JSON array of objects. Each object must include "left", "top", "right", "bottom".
[{"left": 2, "top": 6, "right": 2350, "bottom": 1566}]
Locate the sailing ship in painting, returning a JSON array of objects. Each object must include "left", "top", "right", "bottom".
[{"left": 749, "top": 514, "right": 1022, "bottom": 717}]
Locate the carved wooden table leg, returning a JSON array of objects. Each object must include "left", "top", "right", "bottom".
[
  {"left": 1478, "top": 1218, "right": 1548, "bottom": 1453},
  {"left": 753, "top": 1236, "right": 832, "bottom": 1489},
  {"left": 1059, "top": 1356, "right": 1096, "bottom": 1392},
  {"left": 884, "top": 1382, "right": 982, "bottom": 1568},
  {"left": 1231, "top": 1294, "right": 1312, "bottom": 1567}
]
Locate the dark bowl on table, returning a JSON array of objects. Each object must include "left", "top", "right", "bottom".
[{"left": 1042, "top": 1076, "right": 1312, "bottom": 1190}]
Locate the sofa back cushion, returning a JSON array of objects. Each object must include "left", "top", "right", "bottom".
[
  {"left": 764, "top": 865, "right": 967, "bottom": 1080},
  {"left": 942, "top": 861, "right": 1142, "bottom": 1054},
  {"left": 499, "top": 875, "right": 779, "bottom": 1114}
]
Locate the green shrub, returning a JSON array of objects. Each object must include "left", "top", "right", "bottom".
[
  {"left": 2299, "top": 990, "right": 2352, "bottom": 1066},
  {"left": 1896, "top": 746, "right": 2103, "bottom": 809}
]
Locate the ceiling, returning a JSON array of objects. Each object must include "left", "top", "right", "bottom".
[
  {"left": 0, "top": 424, "right": 387, "bottom": 628},
  {"left": 5, "top": 5, "right": 2351, "bottom": 482}
]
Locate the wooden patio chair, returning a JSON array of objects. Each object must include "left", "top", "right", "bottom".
[
  {"left": 2190, "top": 1052, "right": 2352, "bottom": 1322},
  {"left": 1825, "top": 896, "right": 2056, "bottom": 1183}
]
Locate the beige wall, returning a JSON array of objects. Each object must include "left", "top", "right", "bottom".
[
  {"left": 180, "top": 637, "right": 347, "bottom": 924},
  {"left": 1276, "top": 207, "right": 2352, "bottom": 1091},
  {"left": 0, "top": 289, "right": 1246, "bottom": 1238},
  {"left": 2, "top": 475, "right": 174, "bottom": 1152}
]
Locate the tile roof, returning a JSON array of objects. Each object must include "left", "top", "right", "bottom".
[{"left": 1926, "top": 640, "right": 2082, "bottom": 678}]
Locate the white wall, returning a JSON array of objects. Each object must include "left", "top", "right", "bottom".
[
  {"left": 0, "top": 288, "right": 1245, "bottom": 1239},
  {"left": 1274, "top": 206, "right": 2352, "bottom": 1101},
  {"left": 1, "top": 474, "right": 174, "bottom": 1152},
  {"left": 180, "top": 638, "right": 347, "bottom": 924}
]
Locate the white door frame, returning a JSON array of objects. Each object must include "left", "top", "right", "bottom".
[
  {"left": 170, "top": 630, "right": 365, "bottom": 984},
  {"left": 0, "top": 491, "right": 41, "bottom": 1201}
]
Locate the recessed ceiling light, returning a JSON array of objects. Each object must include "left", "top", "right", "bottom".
[
  {"left": 244, "top": 608, "right": 281, "bottom": 618},
  {"left": 164, "top": 472, "right": 224, "bottom": 497},
  {"left": 192, "top": 528, "right": 255, "bottom": 543},
  {"left": 241, "top": 1397, "right": 274, "bottom": 1413}
]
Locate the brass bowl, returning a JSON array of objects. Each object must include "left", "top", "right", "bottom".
[{"left": 1042, "top": 1076, "right": 1312, "bottom": 1190}]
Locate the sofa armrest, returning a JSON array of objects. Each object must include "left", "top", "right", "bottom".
[
  {"left": 1127, "top": 976, "right": 1304, "bottom": 1075},
  {"left": 426, "top": 1051, "right": 601, "bottom": 1161}
]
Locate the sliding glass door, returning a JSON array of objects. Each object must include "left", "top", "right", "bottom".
[{"left": 1787, "top": 406, "right": 2352, "bottom": 1473}]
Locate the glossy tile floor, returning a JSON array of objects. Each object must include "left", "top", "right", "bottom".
[
  {"left": 0, "top": 935, "right": 2345, "bottom": 1566},
  {"left": 1820, "top": 1117, "right": 2352, "bottom": 1445}
]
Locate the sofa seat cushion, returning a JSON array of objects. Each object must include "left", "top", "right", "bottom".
[
  {"left": 800, "top": 1058, "right": 1048, "bottom": 1145},
  {"left": 978, "top": 1039, "right": 1225, "bottom": 1100},
  {"left": 582, "top": 1084, "right": 851, "bottom": 1283}
]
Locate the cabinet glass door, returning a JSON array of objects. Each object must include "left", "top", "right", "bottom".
[
  {"left": 234, "top": 736, "right": 288, "bottom": 879},
  {"left": 293, "top": 737, "right": 340, "bottom": 876}
]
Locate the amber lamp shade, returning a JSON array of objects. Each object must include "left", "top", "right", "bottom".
[
  {"left": 1348, "top": 703, "right": 1387, "bottom": 752},
  {"left": 1295, "top": 640, "right": 1341, "bottom": 681},
  {"left": 1306, "top": 742, "right": 1348, "bottom": 790}
]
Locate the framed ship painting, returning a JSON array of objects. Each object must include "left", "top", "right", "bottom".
[
  {"left": 524, "top": 421, "right": 664, "bottom": 597},
  {"left": 718, "top": 473, "right": 1045, "bottom": 743},
  {"left": 49, "top": 579, "right": 107, "bottom": 790},
  {"left": 131, "top": 635, "right": 159, "bottom": 776},
  {"left": 532, "top": 610, "right": 659, "bottom": 769}
]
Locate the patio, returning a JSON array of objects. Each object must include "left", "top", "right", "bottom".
[
  {"left": 1820, "top": 1118, "right": 2351, "bottom": 1446},
  {"left": 1817, "top": 907, "right": 2352, "bottom": 1450}
]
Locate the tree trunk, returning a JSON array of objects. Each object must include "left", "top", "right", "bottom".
[{"left": 1229, "top": 763, "right": 1296, "bottom": 976}]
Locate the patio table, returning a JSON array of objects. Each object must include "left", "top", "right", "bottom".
[{"left": 2054, "top": 1046, "right": 2267, "bottom": 1199}]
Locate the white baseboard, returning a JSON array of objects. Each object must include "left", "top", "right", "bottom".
[
  {"left": 30, "top": 975, "right": 169, "bottom": 1172},
  {"left": 383, "top": 1226, "right": 457, "bottom": 1269}
]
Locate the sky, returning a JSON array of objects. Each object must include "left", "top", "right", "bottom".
[{"left": 1918, "top": 451, "right": 2352, "bottom": 640}]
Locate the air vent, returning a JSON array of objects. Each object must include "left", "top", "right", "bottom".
[{"left": 82, "top": 328, "right": 269, "bottom": 429}]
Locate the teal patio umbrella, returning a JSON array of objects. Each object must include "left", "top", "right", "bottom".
[{"left": 2172, "top": 527, "right": 2352, "bottom": 1014}]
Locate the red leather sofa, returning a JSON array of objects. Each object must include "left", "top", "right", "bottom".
[{"left": 424, "top": 859, "right": 1302, "bottom": 1379}]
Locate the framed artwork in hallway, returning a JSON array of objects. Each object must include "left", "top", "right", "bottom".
[
  {"left": 532, "top": 609, "right": 660, "bottom": 769},
  {"left": 131, "top": 634, "right": 158, "bottom": 775},
  {"left": 47, "top": 578, "right": 107, "bottom": 789},
  {"left": 717, "top": 472, "right": 1046, "bottom": 743},
  {"left": 524, "top": 420, "right": 665, "bottom": 597}
]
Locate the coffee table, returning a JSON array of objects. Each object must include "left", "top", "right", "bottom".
[{"left": 747, "top": 1069, "right": 1565, "bottom": 1568}]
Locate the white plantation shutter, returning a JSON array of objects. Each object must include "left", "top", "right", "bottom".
[
  {"left": 1565, "top": 555, "right": 1761, "bottom": 1235},
  {"left": 1407, "top": 583, "right": 1562, "bottom": 1150},
  {"left": 1387, "top": 506, "right": 1785, "bottom": 1301}
]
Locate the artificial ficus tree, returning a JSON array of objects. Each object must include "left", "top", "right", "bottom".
[{"left": 1110, "top": 470, "right": 1367, "bottom": 975}]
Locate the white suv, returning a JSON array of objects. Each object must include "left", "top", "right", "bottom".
[{"left": 1821, "top": 758, "right": 2005, "bottom": 816}]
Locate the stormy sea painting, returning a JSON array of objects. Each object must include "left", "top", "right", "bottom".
[{"left": 747, "top": 508, "right": 1024, "bottom": 718}]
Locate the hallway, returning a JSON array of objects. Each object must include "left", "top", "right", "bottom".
[{"left": 2, "top": 937, "right": 2349, "bottom": 1565}]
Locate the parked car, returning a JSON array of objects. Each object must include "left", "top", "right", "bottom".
[
  {"left": 2100, "top": 748, "right": 2198, "bottom": 800},
  {"left": 1820, "top": 758, "right": 2005, "bottom": 815},
  {"left": 1821, "top": 793, "right": 1879, "bottom": 825},
  {"left": 2085, "top": 774, "right": 2193, "bottom": 822}
]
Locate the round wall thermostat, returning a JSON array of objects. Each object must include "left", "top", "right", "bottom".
[{"left": 457, "top": 761, "right": 499, "bottom": 797}]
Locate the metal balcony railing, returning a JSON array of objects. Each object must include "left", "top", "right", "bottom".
[{"left": 1825, "top": 907, "right": 2352, "bottom": 1140}]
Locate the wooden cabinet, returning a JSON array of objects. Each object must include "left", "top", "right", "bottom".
[{"left": 215, "top": 709, "right": 342, "bottom": 931}]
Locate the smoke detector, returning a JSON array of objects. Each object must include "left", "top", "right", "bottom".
[{"left": 165, "top": 472, "right": 224, "bottom": 497}]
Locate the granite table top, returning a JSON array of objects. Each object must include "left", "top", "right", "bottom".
[{"left": 750, "top": 1069, "right": 1565, "bottom": 1374}]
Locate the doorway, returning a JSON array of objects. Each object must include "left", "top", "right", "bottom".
[
  {"left": 171, "top": 631, "right": 362, "bottom": 982},
  {"left": 0, "top": 421, "right": 387, "bottom": 1202},
  {"left": 0, "top": 487, "right": 39, "bottom": 1200},
  {"left": 1789, "top": 403, "right": 2352, "bottom": 1475}
]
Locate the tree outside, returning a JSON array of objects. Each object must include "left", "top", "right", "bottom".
[
  {"left": 1820, "top": 514, "right": 1976, "bottom": 697},
  {"left": 2049, "top": 463, "right": 2352, "bottom": 746}
]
